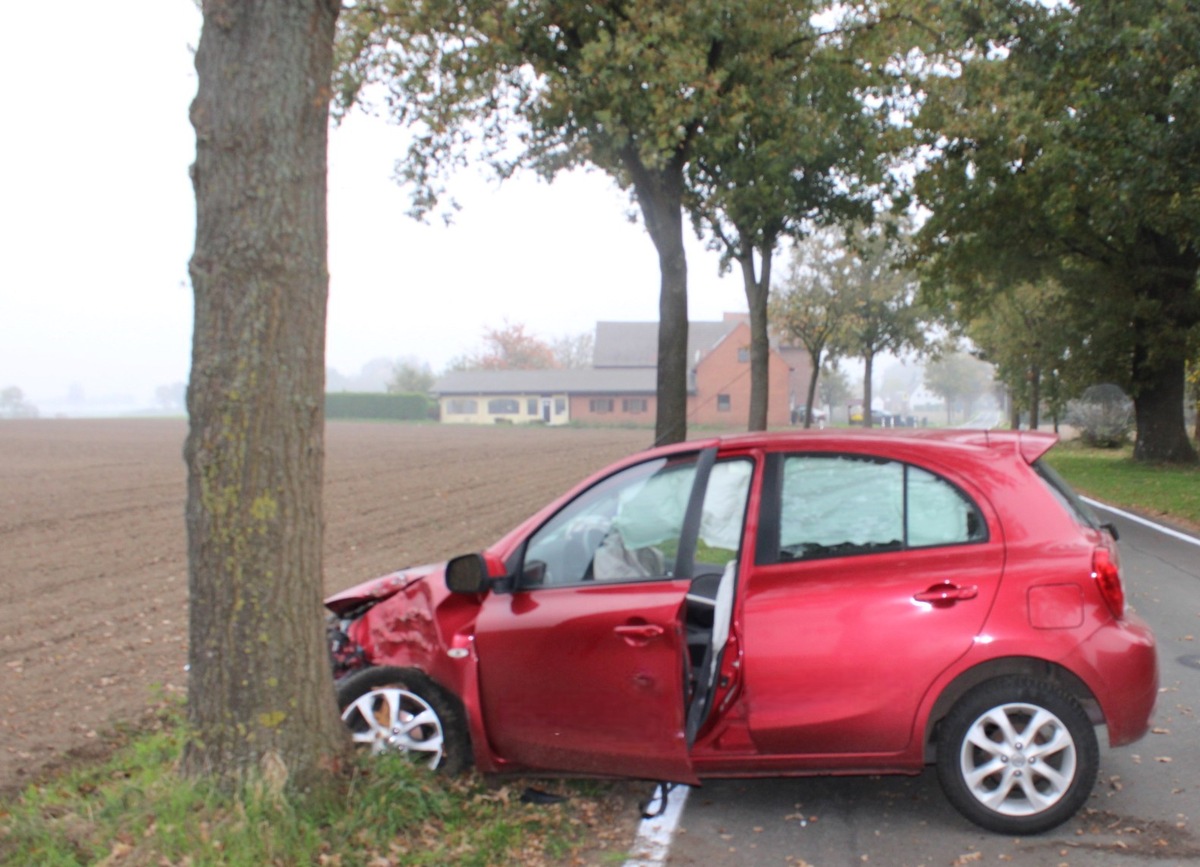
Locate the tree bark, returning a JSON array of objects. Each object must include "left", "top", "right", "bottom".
[
  {"left": 1131, "top": 351, "right": 1197, "bottom": 463},
  {"left": 1028, "top": 364, "right": 1041, "bottom": 430},
  {"left": 862, "top": 352, "right": 875, "bottom": 428},
  {"left": 184, "top": 0, "right": 348, "bottom": 792},
  {"left": 738, "top": 241, "right": 775, "bottom": 432},
  {"left": 624, "top": 149, "right": 689, "bottom": 446},
  {"left": 1128, "top": 256, "right": 1199, "bottom": 463},
  {"left": 804, "top": 347, "right": 823, "bottom": 429}
]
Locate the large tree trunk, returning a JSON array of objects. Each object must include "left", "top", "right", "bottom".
[
  {"left": 184, "top": 0, "right": 347, "bottom": 792},
  {"left": 862, "top": 352, "right": 875, "bottom": 428},
  {"left": 1131, "top": 352, "right": 1197, "bottom": 463},
  {"left": 624, "top": 149, "right": 689, "bottom": 445},
  {"left": 738, "top": 240, "right": 775, "bottom": 432},
  {"left": 1028, "top": 364, "right": 1041, "bottom": 430},
  {"left": 804, "top": 347, "right": 823, "bottom": 429},
  {"left": 1128, "top": 258, "right": 1199, "bottom": 464}
]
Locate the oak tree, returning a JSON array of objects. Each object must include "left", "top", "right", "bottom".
[{"left": 913, "top": 0, "right": 1200, "bottom": 462}]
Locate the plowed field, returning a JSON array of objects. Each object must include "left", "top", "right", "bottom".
[{"left": 0, "top": 419, "right": 651, "bottom": 792}]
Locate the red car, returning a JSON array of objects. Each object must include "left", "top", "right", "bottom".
[{"left": 325, "top": 429, "right": 1157, "bottom": 834}]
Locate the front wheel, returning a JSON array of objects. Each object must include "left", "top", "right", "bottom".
[
  {"left": 936, "top": 676, "right": 1098, "bottom": 835},
  {"left": 336, "top": 666, "right": 471, "bottom": 775}
]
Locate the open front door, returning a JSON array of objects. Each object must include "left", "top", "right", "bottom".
[
  {"left": 475, "top": 579, "right": 697, "bottom": 783},
  {"left": 472, "top": 450, "right": 723, "bottom": 783}
]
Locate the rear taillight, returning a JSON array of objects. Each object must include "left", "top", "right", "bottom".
[{"left": 1092, "top": 545, "right": 1125, "bottom": 619}]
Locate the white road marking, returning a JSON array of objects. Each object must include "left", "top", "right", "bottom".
[
  {"left": 1084, "top": 497, "right": 1200, "bottom": 548},
  {"left": 623, "top": 784, "right": 690, "bottom": 866}
]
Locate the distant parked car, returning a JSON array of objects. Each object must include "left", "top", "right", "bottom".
[
  {"left": 325, "top": 429, "right": 1157, "bottom": 835},
  {"left": 791, "top": 406, "right": 827, "bottom": 427}
]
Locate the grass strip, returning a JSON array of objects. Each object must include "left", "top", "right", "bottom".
[
  {"left": 1044, "top": 441, "right": 1200, "bottom": 530},
  {"left": 0, "top": 701, "right": 637, "bottom": 867}
]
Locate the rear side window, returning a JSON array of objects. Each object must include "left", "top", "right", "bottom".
[
  {"left": 1033, "top": 459, "right": 1101, "bottom": 530},
  {"left": 761, "top": 454, "right": 987, "bottom": 563}
]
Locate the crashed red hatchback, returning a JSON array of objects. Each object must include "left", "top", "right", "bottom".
[{"left": 324, "top": 429, "right": 1157, "bottom": 834}]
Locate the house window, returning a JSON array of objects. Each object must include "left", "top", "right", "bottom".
[
  {"left": 488, "top": 398, "right": 520, "bottom": 414},
  {"left": 589, "top": 398, "right": 615, "bottom": 413},
  {"left": 445, "top": 399, "right": 477, "bottom": 414},
  {"left": 737, "top": 347, "right": 750, "bottom": 363},
  {"left": 528, "top": 398, "right": 538, "bottom": 415},
  {"left": 622, "top": 398, "right": 648, "bottom": 414},
  {"left": 555, "top": 398, "right": 566, "bottom": 414},
  {"left": 717, "top": 394, "right": 732, "bottom": 412}
]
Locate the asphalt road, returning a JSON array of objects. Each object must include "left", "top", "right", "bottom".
[{"left": 662, "top": 507, "right": 1200, "bottom": 867}]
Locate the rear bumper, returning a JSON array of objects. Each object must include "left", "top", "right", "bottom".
[{"left": 1067, "top": 611, "right": 1158, "bottom": 747}]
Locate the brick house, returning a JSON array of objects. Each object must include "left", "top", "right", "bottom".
[{"left": 433, "top": 314, "right": 807, "bottom": 427}]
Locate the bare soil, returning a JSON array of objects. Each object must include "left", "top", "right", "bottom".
[{"left": 0, "top": 419, "right": 651, "bottom": 793}]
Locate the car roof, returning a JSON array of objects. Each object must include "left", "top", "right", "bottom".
[{"left": 649, "top": 428, "right": 1058, "bottom": 466}]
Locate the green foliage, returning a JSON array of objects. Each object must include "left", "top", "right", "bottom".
[
  {"left": 0, "top": 704, "right": 632, "bottom": 866},
  {"left": 924, "top": 350, "right": 994, "bottom": 424},
  {"left": 389, "top": 358, "right": 436, "bottom": 394},
  {"left": 325, "top": 392, "right": 435, "bottom": 421},
  {"left": 829, "top": 222, "right": 929, "bottom": 362},
  {"left": 771, "top": 229, "right": 860, "bottom": 420},
  {"left": 965, "top": 281, "right": 1077, "bottom": 427},
  {"left": 0, "top": 385, "right": 38, "bottom": 419}
]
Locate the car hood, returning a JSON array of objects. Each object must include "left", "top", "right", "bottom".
[{"left": 324, "top": 562, "right": 446, "bottom": 616}]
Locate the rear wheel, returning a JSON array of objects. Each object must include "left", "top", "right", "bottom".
[
  {"left": 936, "top": 676, "right": 1097, "bottom": 834},
  {"left": 336, "top": 666, "right": 470, "bottom": 774}
]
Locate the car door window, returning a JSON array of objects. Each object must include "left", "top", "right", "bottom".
[
  {"left": 907, "top": 465, "right": 987, "bottom": 547},
  {"left": 520, "top": 456, "right": 699, "bottom": 586},
  {"left": 695, "top": 459, "right": 753, "bottom": 573},
  {"left": 779, "top": 455, "right": 904, "bottom": 560},
  {"left": 772, "top": 454, "right": 986, "bottom": 562}
]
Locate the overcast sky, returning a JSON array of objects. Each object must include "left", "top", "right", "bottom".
[{"left": 0, "top": 1, "right": 746, "bottom": 412}]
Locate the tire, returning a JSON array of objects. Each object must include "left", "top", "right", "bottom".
[
  {"left": 936, "top": 676, "right": 1098, "bottom": 835},
  {"left": 336, "top": 666, "right": 471, "bottom": 775}
]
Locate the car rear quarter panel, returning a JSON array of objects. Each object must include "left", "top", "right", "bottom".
[{"left": 913, "top": 460, "right": 1159, "bottom": 751}]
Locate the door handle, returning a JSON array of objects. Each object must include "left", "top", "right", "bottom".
[
  {"left": 914, "top": 583, "right": 979, "bottom": 604},
  {"left": 614, "top": 624, "right": 665, "bottom": 640}
]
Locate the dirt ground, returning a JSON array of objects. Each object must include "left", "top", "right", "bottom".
[{"left": 0, "top": 419, "right": 652, "bottom": 793}]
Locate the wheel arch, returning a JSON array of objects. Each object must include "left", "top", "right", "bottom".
[
  {"left": 923, "top": 657, "right": 1102, "bottom": 762},
  {"left": 335, "top": 663, "right": 474, "bottom": 774}
]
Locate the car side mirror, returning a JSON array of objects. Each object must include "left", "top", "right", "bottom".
[{"left": 446, "top": 553, "right": 493, "bottom": 594}]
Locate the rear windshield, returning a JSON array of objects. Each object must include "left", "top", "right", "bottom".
[{"left": 1033, "top": 459, "right": 1101, "bottom": 530}]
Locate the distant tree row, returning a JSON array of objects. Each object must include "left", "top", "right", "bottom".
[
  {"left": 0, "top": 386, "right": 38, "bottom": 419},
  {"left": 771, "top": 221, "right": 930, "bottom": 429}
]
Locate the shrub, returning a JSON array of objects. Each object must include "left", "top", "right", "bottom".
[
  {"left": 325, "top": 392, "right": 434, "bottom": 421},
  {"left": 1066, "top": 384, "right": 1134, "bottom": 448}
]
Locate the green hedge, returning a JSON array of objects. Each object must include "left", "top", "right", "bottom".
[{"left": 325, "top": 392, "right": 435, "bottom": 421}]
